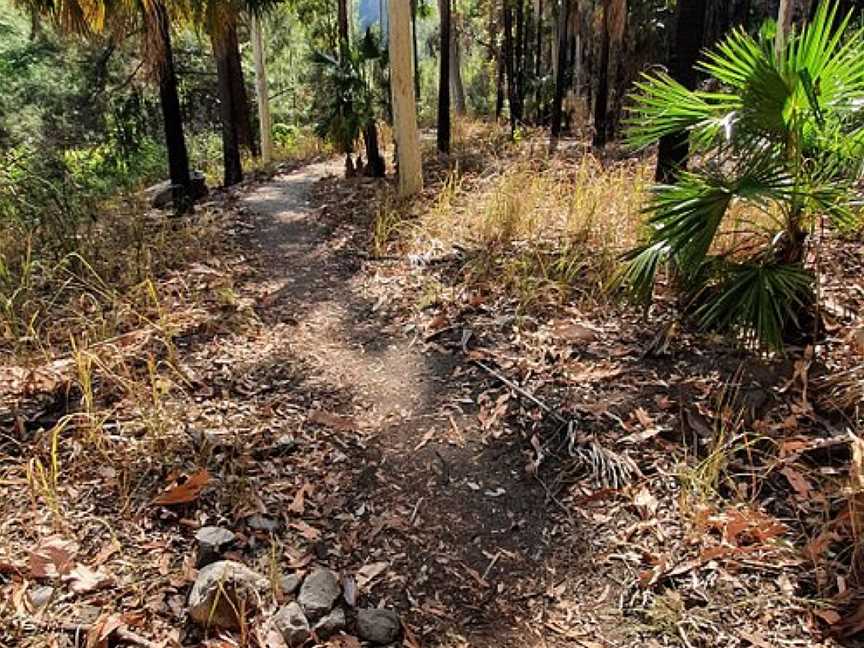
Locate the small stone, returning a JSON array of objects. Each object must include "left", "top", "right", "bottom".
[
  {"left": 27, "top": 586, "right": 54, "bottom": 609},
  {"left": 247, "top": 514, "right": 279, "bottom": 533},
  {"left": 272, "top": 601, "right": 310, "bottom": 647},
  {"left": 297, "top": 568, "right": 341, "bottom": 621},
  {"left": 188, "top": 560, "right": 268, "bottom": 629},
  {"left": 356, "top": 608, "right": 401, "bottom": 645},
  {"left": 280, "top": 573, "right": 302, "bottom": 595},
  {"left": 313, "top": 606, "right": 346, "bottom": 639},
  {"left": 195, "top": 526, "right": 236, "bottom": 568}
]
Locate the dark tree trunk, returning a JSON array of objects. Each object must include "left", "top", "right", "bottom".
[
  {"left": 550, "top": 0, "right": 569, "bottom": 147},
  {"left": 337, "top": 0, "right": 350, "bottom": 58},
  {"left": 154, "top": 0, "right": 192, "bottom": 209},
  {"left": 213, "top": 35, "right": 243, "bottom": 186},
  {"left": 225, "top": 17, "right": 258, "bottom": 158},
  {"left": 655, "top": 0, "right": 708, "bottom": 182},
  {"left": 515, "top": 0, "right": 526, "bottom": 117},
  {"left": 496, "top": 49, "right": 505, "bottom": 119},
  {"left": 363, "top": 122, "right": 386, "bottom": 177},
  {"left": 592, "top": 0, "right": 611, "bottom": 148},
  {"left": 450, "top": 11, "right": 467, "bottom": 115},
  {"left": 503, "top": 0, "right": 522, "bottom": 131},
  {"left": 535, "top": 0, "right": 543, "bottom": 78},
  {"left": 437, "top": 0, "right": 451, "bottom": 153},
  {"left": 412, "top": 0, "right": 421, "bottom": 101}
]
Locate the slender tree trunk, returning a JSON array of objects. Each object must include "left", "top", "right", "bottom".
[
  {"left": 450, "top": 10, "right": 467, "bottom": 115},
  {"left": 224, "top": 17, "right": 257, "bottom": 158},
  {"left": 515, "top": 0, "right": 526, "bottom": 118},
  {"left": 338, "top": 0, "right": 350, "bottom": 58},
  {"left": 250, "top": 14, "right": 274, "bottom": 163},
  {"left": 388, "top": 0, "right": 423, "bottom": 196},
  {"left": 550, "top": 0, "right": 569, "bottom": 148},
  {"left": 775, "top": 0, "right": 793, "bottom": 57},
  {"left": 503, "top": 0, "right": 521, "bottom": 131},
  {"left": 154, "top": 0, "right": 192, "bottom": 209},
  {"left": 411, "top": 0, "right": 421, "bottom": 101},
  {"left": 535, "top": 0, "right": 543, "bottom": 78},
  {"left": 437, "top": 0, "right": 452, "bottom": 153},
  {"left": 592, "top": 0, "right": 611, "bottom": 148},
  {"left": 496, "top": 48, "right": 505, "bottom": 119},
  {"left": 655, "top": 0, "right": 708, "bottom": 182},
  {"left": 214, "top": 40, "right": 243, "bottom": 186}
]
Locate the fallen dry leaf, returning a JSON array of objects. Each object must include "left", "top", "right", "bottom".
[
  {"left": 355, "top": 561, "right": 388, "bottom": 590},
  {"left": 86, "top": 613, "right": 125, "bottom": 648},
  {"left": 29, "top": 536, "right": 79, "bottom": 579},
  {"left": 64, "top": 564, "right": 114, "bottom": 594},
  {"left": 780, "top": 466, "right": 811, "bottom": 499},
  {"left": 308, "top": 409, "right": 355, "bottom": 432},
  {"left": 288, "top": 482, "right": 313, "bottom": 515},
  {"left": 152, "top": 469, "right": 210, "bottom": 506}
]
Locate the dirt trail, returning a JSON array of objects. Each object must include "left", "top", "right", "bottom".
[{"left": 234, "top": 162, "right": 559, "bottom": 646}]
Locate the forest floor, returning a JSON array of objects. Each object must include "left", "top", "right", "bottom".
[{"left": 3, "top": 127, "right": 864, "bottom": 648}]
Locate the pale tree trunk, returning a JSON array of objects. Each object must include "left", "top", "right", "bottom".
[
  {"left": 775, "top": 0, "right": 794, "bottom": 57},
  {"left": 250, "top": 14, "right": 274, "bottom": 163},
  {"left": 388, "top": 0, "right": 423, "bottom": 196}
]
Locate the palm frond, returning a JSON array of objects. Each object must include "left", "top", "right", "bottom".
[{"left": 696, "top": 262, "right": 813, "bottom": 350}]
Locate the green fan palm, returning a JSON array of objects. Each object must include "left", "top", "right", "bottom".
[{"left": 622, "top": 0, "right": 864, "bottom": 350}]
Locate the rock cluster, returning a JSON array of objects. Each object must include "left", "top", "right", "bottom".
[{"left": 187, "top": 557, "right": 402, "bottom": 646}]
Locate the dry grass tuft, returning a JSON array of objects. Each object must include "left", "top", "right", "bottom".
[{"left": 396, "top": 123, "right": 651, "bottom": 310}]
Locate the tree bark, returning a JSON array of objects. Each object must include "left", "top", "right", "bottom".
[
  {"left": 503, "top": 0, "right": 521, "bottom": 131},
  {"left": 388, "top": 0, "right": 423, "bottom": 196},
  {"left": 550, "top": 0, "right": 569, "bottom": 148},
  {"left": 437, "top": 0, "right": 452, "bottom": 153},
  {"left": 154, "top": 0, "right": 192, "bottom": 209},
  {"left": 213, "top": 34, "right": 243, "bottom": 186},
  {"left": 450, "top": 10, "right": 467, "bottom": 116},
  {"left": 224, "top": 16, "right": 257, "bottom": 158},
  {"left": 411, "top": 0, "right": 421, "bottom": 101},
  {"left": 338, "top": 0, "right": 350, "bottom": 58},
  {"left": 363, "top": 122, "right": 386, "bottom": 176},
  {"left": 775, "top": 0, "right": 793, "bottom": 57},
  {"left": 250, "top": 14, "right": 274, "bottom": 163},
  {"left": 592, "top": 0, "right": 611, "bottom": 148},
  {"left": 655, "top": 0, "right": 708, "bottom": 182}
]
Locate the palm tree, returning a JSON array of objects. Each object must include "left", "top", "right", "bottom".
[
  {"left": 622, "top": 0, "right": 864, "bottom": 349},
  {"left": 437, "top": 0, "right": 451, "bottom": 153},
  {"left": 20, "top": 0, "right": 195, "bottom": 208},
  {"left": 654, "top": 0, "right": 708, "bottom": 182},
  {"left": 388, "top": 0, "right": 422, "bottom": 196}
]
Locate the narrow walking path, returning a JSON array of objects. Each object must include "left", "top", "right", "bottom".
[{"left": 217, "top": 161, "right": 573, "bottom": 646}]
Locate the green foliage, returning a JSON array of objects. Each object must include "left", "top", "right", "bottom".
[
  {"left": 622, "top": 0, "right": 864, "bottom": 349},
  {"left": 309, "top": 29, "right": 384, "bottom": 155}
]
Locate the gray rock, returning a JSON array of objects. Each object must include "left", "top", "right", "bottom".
[
  {"left": 272, "top": 601, "right": 310, "bottom": 647},
  {"left": 280, "top": 573, "right": 302, "bottom": 596},
  {"left": 27, "top": 585, "right": 54, "bottom": 609},
  {"left": 145, "top": 171, "right": 207, "bottom": 209},
  {"left": 247, "top": 514, "right": 279, "bottom": 533},
  {"left": 195, "top": 526, "right": 236, "bottom": 568},
  {"left": 356, "top": 608, "right": 401, "bottom": 645},
  {"left": 313, "top": 606, "right": 346, "bottom": 639},
  {"left": 188, "top": 560, "right": 268, "bottom": 629},
  {"left": 297, "top": 568, "right": 341, "bottom": 620}
]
